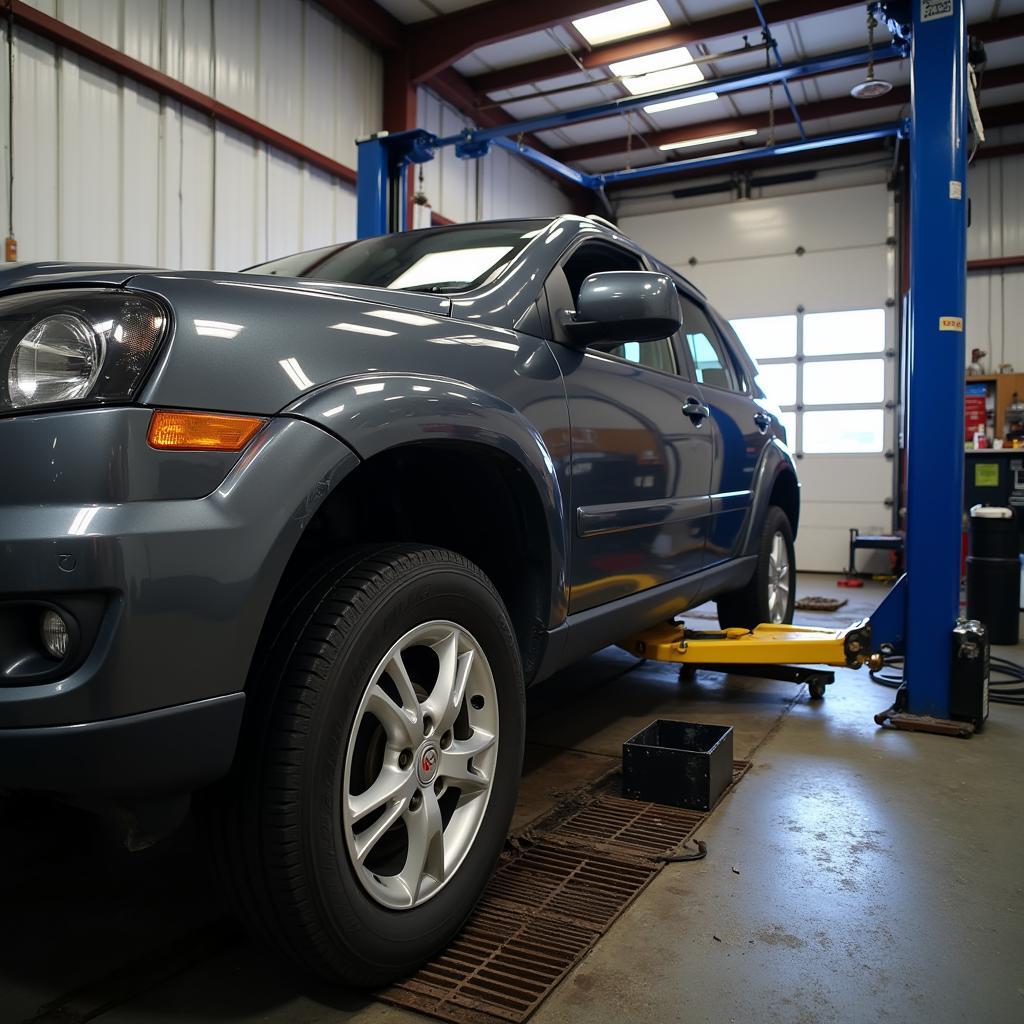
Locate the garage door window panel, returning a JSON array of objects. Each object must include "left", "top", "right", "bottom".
[
  {"left": 802, "top": 410, "right": 885, "bottom": 454},
  {"left": 803, "top": 359, "right": 885, "bottom": 405},
  {"left": 731, "top": 315, "right": 797, "bottom": 360},
  {"left": 803, "top": 308, "right": 885, "bottom": 356},
  {"left": 730, "top": 306, "right": 889, "bottom": 455}
]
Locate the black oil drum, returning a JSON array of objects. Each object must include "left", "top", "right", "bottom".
[{"left": 966, "top": 505, "right": 1019, "bottom": 645}]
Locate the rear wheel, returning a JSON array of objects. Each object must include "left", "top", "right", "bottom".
[
  {"left": 201, "top": 544, "right": 524, "bottom": 986},
  {"left": 716, "top": 505, "right": 796, "bottom": 630}
]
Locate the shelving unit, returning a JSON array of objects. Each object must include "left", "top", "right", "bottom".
[{"left": 966, "top": 373, "right": 1024, "bottom": 442}]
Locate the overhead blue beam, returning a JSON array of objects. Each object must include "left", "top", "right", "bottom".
[
  {"left": 435, "top": 42, "right": 904, "bottom": 147},
  {"left": 593, "top": 124, "right": 905, "bottom": 187},
  {"left": 751, "top": 0, "right": 807, "bottom": 140},
  {"left": 491, "top": 137, "right": 599, "bottom": 189}
]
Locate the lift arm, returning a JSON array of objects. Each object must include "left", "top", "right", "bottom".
[{"left": 619, "top": 619, "right": 873, "bottom": 669}]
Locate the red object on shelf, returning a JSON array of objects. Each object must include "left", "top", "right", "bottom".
[
  {"left": 837, "top": 578, "right": 864, "bottom": 588},
  {"left": 965, "top": 384, "right": 987, "bottom": 441}
]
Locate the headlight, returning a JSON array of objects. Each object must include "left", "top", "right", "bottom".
[{"left": 0, "top": 289, "right": 168, "bottom": 413}]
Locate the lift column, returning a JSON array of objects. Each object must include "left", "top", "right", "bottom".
[{"left": 903, "top": 0, "right": 969, "bottom": 718}]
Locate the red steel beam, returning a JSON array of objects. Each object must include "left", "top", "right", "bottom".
[
  {"left": 982, "top": 101, "right": 1024, "bottom": 127},
  {"left": 315, "top": 0, "right": 402, "bottom": 50},
  {"left": 470, "top": 0, "right": 858, "bottom": 94},
  {"left": 973, "top": 12, "right": 1024, "bottom": 43},
  {"left": 408, "top": 0, "right": 604, "bottom": 83},
  {"left": 975, "top": 140, "right": 1024, "bottom": 160},
  {"left": 11, "top": 1, "right": 359, "bottom": 186},
  {"left": 968, "top": 255, "right": 1024, "bottom": 271}
]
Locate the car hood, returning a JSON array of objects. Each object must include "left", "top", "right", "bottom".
[{"left": 0, "top": 264, "right": 454, "bottom": 319}]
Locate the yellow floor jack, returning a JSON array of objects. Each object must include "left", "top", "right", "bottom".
[
  {"left": 617, "top": 576, "right": 986, "bottom": 739},
  {"left": 618, "top": 619, "right": 877, "bottom": 701}
]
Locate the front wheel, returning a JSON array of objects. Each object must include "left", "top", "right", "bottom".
[
  {"left": 716, "top": 506, "right": 796, "bottom": 630},
  {"left": 201, "top": 544, "right": 524, "bottom": 986}
]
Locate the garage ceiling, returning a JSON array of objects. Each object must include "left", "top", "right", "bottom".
[{"left": 369, "top": 0, "right": 1024, "bottom": 180}]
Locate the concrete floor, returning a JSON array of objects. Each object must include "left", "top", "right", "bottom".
[{"left": 2, "top": 576, "right": 1022, "bottom": 1024}]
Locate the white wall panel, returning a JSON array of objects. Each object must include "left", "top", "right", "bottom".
[
  {"left": 10, "top": 2, "right": 569, "bottom": 269},
  {"left": 10, "top": 1, "right": 380, "bottom": 268},
  {"left": 964, "top": 130, "right": 1024, "bottom": 371}
]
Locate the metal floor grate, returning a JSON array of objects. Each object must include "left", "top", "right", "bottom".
[{"left": 380, "top": 761, "right": 750, "bottom": 1024}]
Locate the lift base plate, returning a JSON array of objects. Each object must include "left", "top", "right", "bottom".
[{"left": 874, "top": 706, "right": 975, "bottom": 738}]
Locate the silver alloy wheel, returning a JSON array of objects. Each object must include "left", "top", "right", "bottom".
[
  {"left": 341, "top": 620, "right": 499, "bottom": 910},
  {"left": 767, "top": 530, "right": 791, "bottom": 623}
]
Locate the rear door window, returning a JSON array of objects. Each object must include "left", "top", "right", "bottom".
[{"left": 677, "top": 293, "right": 739, "bottom": 391}]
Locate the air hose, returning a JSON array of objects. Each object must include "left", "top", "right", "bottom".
[{"left": 869, "top": 655, "right": 1024, "bottom": 705}]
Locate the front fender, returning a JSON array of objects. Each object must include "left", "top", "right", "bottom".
[{"left": 282, "top": 372, "right": 570, "bottom": 626}]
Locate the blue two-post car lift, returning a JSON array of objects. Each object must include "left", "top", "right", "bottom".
[{"left": 356, "top": 0, "right": 984, "bottom": 735}]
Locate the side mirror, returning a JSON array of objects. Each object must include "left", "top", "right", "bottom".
[{"left": 561, "top": 271, "right": 682, "bottom": 347}]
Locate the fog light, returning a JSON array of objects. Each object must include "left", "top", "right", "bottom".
[{"left": 40, "top": 610, "right": 70, "bottom": 659}]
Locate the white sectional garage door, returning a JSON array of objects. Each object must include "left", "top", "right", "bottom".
[{"left": 621, "top": 183, "right": 898, "bottom": 573}]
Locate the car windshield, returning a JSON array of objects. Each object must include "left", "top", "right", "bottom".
[{"left": 244, "top": 220, "right": 549, "bottom": 294}]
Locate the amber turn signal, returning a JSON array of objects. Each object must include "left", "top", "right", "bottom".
[{"left": 147, "top": 410, "right": 267, "bottom": 452}]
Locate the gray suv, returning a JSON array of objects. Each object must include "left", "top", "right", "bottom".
[{"left": 0, "top": 215, "right": 798, "bottom": 984}]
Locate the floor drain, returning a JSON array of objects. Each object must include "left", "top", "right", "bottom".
[{"left": 380, "top": 761, "right": 750, "bottom": 1024}]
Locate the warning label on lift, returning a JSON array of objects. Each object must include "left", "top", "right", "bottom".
[
  {"left": 939, "top": 316, "right": 964, "bottom": 331},
  {"left": 922, "top": 0, "right": 953, "bottom": 20}
]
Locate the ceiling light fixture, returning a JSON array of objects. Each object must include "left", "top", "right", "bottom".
[
  {"left": 610, "top": 45, "right": 705, "bottom": 96},
  {"left": 645, "top": 91, "right": 719, "bottom": 114},
  {"left": 659, "top": 128, "right": 758, "bottom": 151},
  {"left": 572, "top": 1, "right": 670, "bottom": 46},
  {"left": 851, "top": 10, "right": 893, "bottom": 99}
]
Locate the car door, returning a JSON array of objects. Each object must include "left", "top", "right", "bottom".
[
  {"left": 674, "top": 288, "right": 769, "bottom": 567},
  {"left": 543, "top": 240, "right": 714, "bottom": 615}
]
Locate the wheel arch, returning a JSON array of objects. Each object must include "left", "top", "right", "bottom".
[
  {"left": 273, "top": 375, "right": 569, "bottom": 682},
  {"left": 743, "top": 439, "right": 801, "bottom": 557}
]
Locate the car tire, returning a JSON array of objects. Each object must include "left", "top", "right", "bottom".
[
  {"left": 200, "top": 543, "right": 524, "bottom": 986},
  {"left": 715, "top": 505, "right": 796, "bottom": 630}
]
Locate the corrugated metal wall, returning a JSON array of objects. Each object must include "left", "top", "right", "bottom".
[
  {"left": 966, "top": 126, "right": 1024, "bottom": 372},
  {"left": 1, "top": 1, "right": 571, "bottom": 272},
  {"left": 3, "top": 0, "right": 381, "bottom": 269},
  {"left": 416, "top": 88, "right": 571, "bottom": 224}
]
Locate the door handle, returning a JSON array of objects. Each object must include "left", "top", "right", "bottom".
[
  {"left": 753, "top": 412, "right": 772, "bottom": 433},
  {"left": 682, "top": 399, "right": 710, "bottom": 424}
]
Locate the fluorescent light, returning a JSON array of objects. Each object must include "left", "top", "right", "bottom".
[
  {"left": 610, "top": 45, "right": 704, "bottom": 96},
  {"left": 645, "top": 91, "right": 718, "bottom": 114},
  {"left": 572, "top": 1, "right": 669, "bottom": 46},
  {"left": 659, "top": 128, "right": 758, "bottom": 151}
]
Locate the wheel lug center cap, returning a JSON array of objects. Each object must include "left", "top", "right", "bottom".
[{"left": 417, "top": 743, "right": 439, "bottom": 786}]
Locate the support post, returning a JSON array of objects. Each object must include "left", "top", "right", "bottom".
[
  {"left": 903, "top": 0, "right": 968, "bottom": 717},
  {"left": 356, "top": 134, "right": 391, "bottom": 239}
]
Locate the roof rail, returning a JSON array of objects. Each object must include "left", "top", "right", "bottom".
[{"left": 585, "top": 214, "right": 619, "bottom": 232}]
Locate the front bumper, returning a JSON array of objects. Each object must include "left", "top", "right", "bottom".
[
  {"left": 0, "top": 406, "right": 359, "bottom": 793},
  {"left": 0, "top": 693, "right": 245, "bottom": 796}
]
